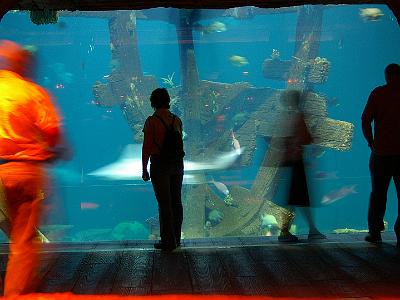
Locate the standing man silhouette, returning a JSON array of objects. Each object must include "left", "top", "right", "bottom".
[
  {"left": 362, "top": 63, "right": 400, "bottom": 247},
  {"left": 142, "top": 88, "right": 185, "bottom": 252}
]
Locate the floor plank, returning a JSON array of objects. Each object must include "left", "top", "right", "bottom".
[
  {"left": 152, "top": 250, "right": 192, "bottom": 293},
  {"left": 187, "top": 251, "right": 236, "bottom": 294},
  {"left": 112, "top": 250, "right": 153, "bottom": 290},
  {"left": 0, "top": 233, "right": 399, "bottom": 298}
]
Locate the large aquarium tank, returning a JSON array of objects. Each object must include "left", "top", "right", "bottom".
[{"left": 1, "top": 5, "right": 399, "bottom": 242}]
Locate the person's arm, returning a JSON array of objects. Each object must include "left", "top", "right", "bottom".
[
  {"left": 142, "top": 118, "right": 153, "bottom": 181},
  {"left": 361, "top": 90, "right": 376, "bottom": 150},
  {"left": 178, "top": 117, "right": 183, "bottom": 136},
  {"left": 33, "top": 87, "right": 71, "bottom": 161},
  {"left": 50, "top": 132, "right": 73, "bottom": 161}
]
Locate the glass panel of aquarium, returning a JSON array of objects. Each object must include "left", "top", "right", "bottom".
[{"left": 0, "top": 4, "right": 399, "bottom": 242}]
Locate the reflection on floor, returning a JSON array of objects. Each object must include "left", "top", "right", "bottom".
[{"left": 0, "top": 233, "right": 399, "bottom": 299}]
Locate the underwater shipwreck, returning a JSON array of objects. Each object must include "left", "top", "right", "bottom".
[
  {"left": 6, "top": 5, "right": 357, "bottom": 240},
  {"left": 68, "top": 6, "right": 355, "bottom": 238}
]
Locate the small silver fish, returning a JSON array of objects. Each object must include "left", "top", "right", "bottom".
[
  {"left": 210, "top": 179, "right": 230, "bottom": 196},
  {"left": 231, "top": 131, "right": 241, "bottom": 154},
  {"left": 314, "top": 171, "right": 339, "bottom": 180},
  {"left": 321, "top": 184, "right": 357, "bottom": 205}
]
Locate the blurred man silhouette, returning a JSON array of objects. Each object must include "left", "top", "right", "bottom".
[
  {"left": 271, "top": 90, "right": 326, "bottom": 242},
  {"left": 0, "top": 40, "right": 70, "bottom": 295},
  {"left": 362, "top": 63, "right": 400, "bottom": 247}
]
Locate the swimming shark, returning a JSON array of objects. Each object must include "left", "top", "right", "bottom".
[{"left": 87, "top": 144, "right": 243, "bottom": 184}]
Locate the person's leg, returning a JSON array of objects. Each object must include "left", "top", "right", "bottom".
[
  {"left": 393, "top": 176, "right": 400, "bottom": 247},
  {"left": 367, "top": 154, "right": 391, "bottom": 240},
  {"left": 2, "top": 164, "right": 44, "bottom": 296},
  {"left": 0, "top": 183, "right": 11, "bottom": 238},
  {"left": 5, "top": 196, "right": 42, "bottom": 296},
  {"left": 280, "top": 206, "right": 293, "bottom": 234},
  {"left": 289, "top": 160, "right": 323, "bottom": 237},
  {"left": 392, "top": 156, "right": 400, "bottom": 246},
  {"left": 278, "top": 206, "right": 299, "bottom": 242},
  {"left": 150, "top": 165, "right": 176, "bottom": 249},
  {"left": 170, "top": 173, "right": 183, "bottom": 246},
  {"left": 299, "top": 207, "right": 326, "bottom": 240},
  {"left": 300, "top": 207, "right": 316, "bottom": 231},
  {"left": 278, "top": 166, "right": 298, "bottom": 242}
]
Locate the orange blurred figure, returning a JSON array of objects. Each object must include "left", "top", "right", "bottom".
[{"left": 0, "top": 40, "right": 68, "bottom": 296}]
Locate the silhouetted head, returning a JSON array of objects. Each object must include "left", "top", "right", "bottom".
[
  {"left": 280, "top": 89, "right": 302, "bottom": 109},
  {"left": 150, "top": 88, "right": 171, "bottom": 110},
  {"left": 384, "top": 63, "right": 400, "bottom": 86},
  {"left": 0, "top": 40, "right": 36, "bottom": 78}
]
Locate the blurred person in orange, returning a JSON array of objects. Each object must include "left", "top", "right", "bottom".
[{"left": 0, "top": 40, "right": 71, "bottom": 295}]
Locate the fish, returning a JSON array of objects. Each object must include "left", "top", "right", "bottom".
[
  {"left": 261, "top": 213, "right": 278, "bottom": 228},
  {"left": 209, "top": 179, "right": 230, "bottom": 196},
  {"left": 261, "top": 213, "right": 279, "bottom": 236},
  {"left": 194, "top": 21, "right": 227, "bottom": 35},
  {"left": 334, "top": 228, "right": 368, "bottom": 234},
  {"left": 359, "top": 8, "right": 384, "bottom": 21},
  {"left": 311, "top": 146, "right": 326, "bottom": 159},
  {"left": 208, "top": 21, "right": 227, "bottom": 33},
  {"left": 231, "top": 131, "right": 241, "bottom": 154},
  {"left": 314, "top": 171, "right": 339, "bottom": 180},
  {"left": 88, "top": 44, "right": 95, "bottom": 53},
  {"left": 80, "top": 202, "right": 99, "bottom": 210},
  {"left": 232, "top": 112, "right": 248, "bottom": 124},
  {"left": 327, "top": 97, "right": 340, "bottom": 107},
  {"left": 321, "top": 184, "right": 357, "bottom": 205},
  {"left": 338, "top": 38, "right": 344, "bottom": 50},
  {"left": 88, "top": 144, "right": 243, "bottom": 183},
  {"left": 229, "top": 55, "right": 249, "bottom": 67},
  {"left": 271, "top": 49, "right": 280, "bottom": 59}
]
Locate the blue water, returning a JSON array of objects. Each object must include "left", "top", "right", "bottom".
[{"left": 1, "top": 4, "right": 399, "bottom": 240}]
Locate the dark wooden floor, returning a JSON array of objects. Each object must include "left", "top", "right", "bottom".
[{"left": 0, "top": 233, "right": 399, "bottom": 298}]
